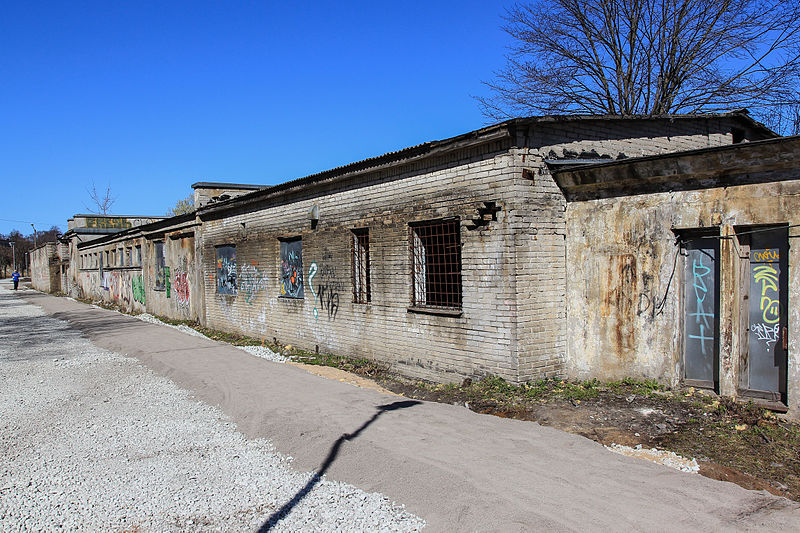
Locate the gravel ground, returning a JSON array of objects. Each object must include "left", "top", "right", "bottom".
[{"left": 0, "top": 284, "right": 424, "bottom": 532}]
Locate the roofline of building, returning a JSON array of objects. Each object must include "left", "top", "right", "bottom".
[
  {"left": 191, "top": 182, "right": 266, "bottom": 190},
  {"left": 74, "top": 212, "right": 198, "bottom": 250},
  {"left": 69, "top": 214, "right": 167, "bottom": 219},
  {"left": 196, "top": 112, "right": 775, "bottom": 217}
]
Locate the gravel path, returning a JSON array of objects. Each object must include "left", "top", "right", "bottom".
[{"left": 0, "top": 284, "right": 424, "bottom": 532}]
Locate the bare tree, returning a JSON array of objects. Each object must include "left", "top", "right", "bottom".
[
  {"left": 165, "top": 194, "right": 195, "bottom": 217},
  {"left": 479, "top": 0, "right": 800, "bottom": 132},
  {"left": 86, "top": 182, "right": 116, "bottom": 215}
]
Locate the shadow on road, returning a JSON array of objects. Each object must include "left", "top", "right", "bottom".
[{"left": 259, "top": 399, "right": 422, "bottom": 532}]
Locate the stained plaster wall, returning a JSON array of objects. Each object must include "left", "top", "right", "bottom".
[
  {"left": 562, "top": 145, "right": 800, "bottom": 416},
  {"left": 511, "top": 116, "right": 761, "bottom": 382}
]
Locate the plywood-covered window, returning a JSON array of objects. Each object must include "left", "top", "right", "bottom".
[
  {"left": 279, "top": 238, "right": 303, "bottom": 298},
  {"left": 215, "top": 245, "right": 237, "bottom": 295}
]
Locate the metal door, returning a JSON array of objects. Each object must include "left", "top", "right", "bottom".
[
  {"left": 745, "top": 227, "right": 788, "bottom": 403},
  {"left": 682, "top": 235, "right": 720, "bottom": 389}
]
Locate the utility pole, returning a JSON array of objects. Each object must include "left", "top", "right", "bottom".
[
  {"left": 9, "top": 242, "right": 15, "bottom": 272},
  {"left": 31, "top": 223, "right": 37, "bottom": 248}
]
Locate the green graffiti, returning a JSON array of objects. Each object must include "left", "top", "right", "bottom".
[
  {"left": 132, "top": 275, "right": 145, "bottom": 304},
  {"left": 165, "top": 266, "right": 171, "bottom": 298}
]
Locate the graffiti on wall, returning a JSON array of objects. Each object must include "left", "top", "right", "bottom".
[
  {"left": 750, "top": 248, "right": 781, "bottom": 349},
  {"left": 308, "top": 261, "right": 341, "bottom": 320},
  {"left": 174, "top": 259, "right": 189, "bottom": 311},
  {"left": 164, "top": 266, "right": 171, "bottom": 298},
  {"left": 308, "top": 262, "right": 319, "bottom": 319},
  {"left": 132, "top": 274, "right": 146, "bottom": 304},
  {"left": 85, "top": 217, "right": 132, "bottom": 229},
  {"left": 240, "top": 261, "right": 268, "bottom": 304},
  {"left": 280, "top": 239, "right": 303, "bottom": 298},
  {"left": 216, "top": 245, "right": 237, "bottom": 295},
  {"left": 687, "top": 253, "right": 715, "bottom": 356}
]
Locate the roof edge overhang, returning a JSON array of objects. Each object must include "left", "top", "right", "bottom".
[{"left": 551, "top": 134, "right": 800, "bottom": 201}]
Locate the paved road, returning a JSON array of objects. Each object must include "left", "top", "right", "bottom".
[{"left": 15, "top": 287, "right": 800, "bottom": 531}]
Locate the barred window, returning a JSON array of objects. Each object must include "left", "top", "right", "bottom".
[
  {"left": 352, "top": 228, "right": 370, "bottom": 304},
  {"left": 410, "top": 219, "right": 461, "bottom": 310}
]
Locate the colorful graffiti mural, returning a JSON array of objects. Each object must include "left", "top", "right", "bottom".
[
  {"left": 132, "top": 275, "right": 145, "bottom": 304},
  {"left": 174, "top": 270, "right": 189, "bottom": 310},
  {"left": 216, "top": 245, "right": 237, "bottom": 295},
  {"left": 280, "top": 239, "right": 303, "bottom": 298}
]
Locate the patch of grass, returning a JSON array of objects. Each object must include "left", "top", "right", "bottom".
[{"left": 290, "top": 350, "right": 389, "bottom": 378}]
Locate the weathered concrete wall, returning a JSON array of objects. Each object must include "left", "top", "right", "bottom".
[
  {"left": 559, "top": 137, "right": 800, "bottom": 416},
  {"left": 142, "top": 233, "right": 197, "bottom": 321},
  {"left": 73, "top": 228, "right": 199, "bottom": 323},
  {"left": 74, "top": 237, "right": 146, "bottom": 313},
  {"left": 30, "top": 244, "right": 60, "bottom": 293},
  {"left": 511, "top": 116, "right": 754, "bottom": 381}
]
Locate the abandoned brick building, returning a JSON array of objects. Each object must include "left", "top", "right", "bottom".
[{"left": 31, "top": 112, "right": 799, "bottom": 415}]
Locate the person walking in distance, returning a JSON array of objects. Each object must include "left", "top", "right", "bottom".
[{"left": 11, "top": 270, "right": 20, "bottom": 290}]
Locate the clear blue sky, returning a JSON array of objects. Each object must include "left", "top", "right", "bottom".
[{"left": 0, "top": 1, "right": 514, "bottom": 236}]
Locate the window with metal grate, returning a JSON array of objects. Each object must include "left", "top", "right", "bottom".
[{"left": 409, "top": 219, "right": 461, "bottom": 310}]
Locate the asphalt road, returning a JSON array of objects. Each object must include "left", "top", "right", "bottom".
[{"left": 16, "top": 287, "right": 800, "bottom": 531}]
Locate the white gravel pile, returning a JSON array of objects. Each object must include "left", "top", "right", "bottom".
[
  {"left": 0, "top": 286, "right": 424, "bottom": 532},
  {"left": 134, "top": 312, "right": 287, "bottom": 363},
  {"left": 605, "top": 443, "right": 700, "bottom": 474},
  {"left": 235, "top": 345, "right": 288, "bottom": 363}
]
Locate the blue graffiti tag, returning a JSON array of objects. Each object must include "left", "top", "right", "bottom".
[{"left": 688, "top": 255, "right": 714, "bottom": 354}]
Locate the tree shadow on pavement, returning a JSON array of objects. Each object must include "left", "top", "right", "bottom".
[{"left": 259, "top": 399, "right": 422, "bottom": 532}]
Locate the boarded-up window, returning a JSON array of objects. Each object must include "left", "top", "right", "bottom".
[
  {"left": 410, "top": 219, "right": 461, "bottom": 310},
  {"left": 279, "top": 238, "right": 303, "bottom": 298},
  {"left": 216, "top": 245, "right": 237, "bottom": 295},
  {"left": 155, "top": 241, "right": 166, "bottom": 290},
  {"left": 135, "top": 245, "right": 142, "bottom": 266},
  {"left": 352, "top": 228, "right": 370, "bottom": 304}
]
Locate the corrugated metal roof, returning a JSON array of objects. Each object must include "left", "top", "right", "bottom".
[{"left": 194, "top": 112, "right": 775, "bottom": 216}]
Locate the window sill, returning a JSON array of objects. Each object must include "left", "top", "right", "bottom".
[{"left": 407, "top": 306, "right": 462, "bottom": 317}]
